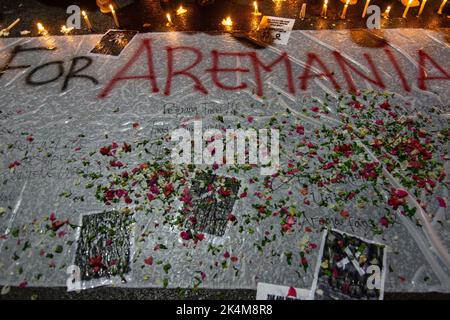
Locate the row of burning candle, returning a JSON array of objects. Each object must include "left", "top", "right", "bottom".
[
  {"left": 315, "top": 0, "right": 447, "bottom": 20},
  {"left": 30, "top": 0, "right": 448, "bottom": 36},
  {"left": 35, "top": 4, "right": 189, "bottom": 35},
  {"left": 229, "top": 0, "right": 449, "bottom": 25}
]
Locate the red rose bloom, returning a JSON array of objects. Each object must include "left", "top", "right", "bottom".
[
  {"left": 144, "top": 256, "right": 153, "bottom": 265},
  {"left": 180, "top": 231, "right": 191, "bottom": 240}
]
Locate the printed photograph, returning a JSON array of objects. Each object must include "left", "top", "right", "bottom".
[
  {"left": 314, "top": 229, "right": 386, "bottom": 300},
  {"left": 90, "top": 30, "right": 138, "bottom": 56}
]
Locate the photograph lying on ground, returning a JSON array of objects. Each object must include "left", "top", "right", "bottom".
[{"left": 314, "top": 229, "right": 387, "bottom": 300}]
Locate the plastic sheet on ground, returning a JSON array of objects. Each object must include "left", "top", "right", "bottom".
[{"left": 0, "top": 29, "right": 449, "bottom": 294}]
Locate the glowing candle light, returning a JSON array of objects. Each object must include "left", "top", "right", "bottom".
[
  {"left": 299, "top": 3, "right": 307, "bottom": 19},
  {"left": 340, "top": 0, "right": 350, "bottom": 19},
  {"left": 438, "top": 0, "right": 447, "bottom": 14},
  {"left": 37, "top": 22, "right": 47, "bottom": 36},
  {"left": 221, "top": 16, "right": 233, "bottom": 27},
  {"left": 60, "top": 25, "right": 74, "bottom": 35},
  {"left": 417, "top": 0, "right": 427, "bottom": 16},
  {"left": 321, "top": 0, "right": 328, "bottom": 18},
  {"left": 222, "top": 16, "right": 233, "bottom": 31},
  {"left": 109, "top": 4, "right": 120, "bottom": 28},
  {"left": 82, "top": 11, "right": 93, "bottom": 31},
  {"left": 383, "top": 6, "right": 391, "bottom": 19},
  {"left": 252, "top": 1, "right": 262, "bottom": 15},
  {"left": 177, "top": 5, "right": 187, "bottom": 15},
  {"left": 166, "top": 13, "right": 173, "bottom": 26},
  {"left": 362, "top": 0, "right": 371, "bottom": 18},
  {"left": 402, "top": 0, "right": 413, "bottom": 18}
]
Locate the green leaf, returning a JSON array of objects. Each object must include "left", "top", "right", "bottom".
[
  {"left": 163, "top": 263, "right": 171, "bottom": 274},
  {"left": 54, "top": 245, "right": 63, "bottom": 254}
]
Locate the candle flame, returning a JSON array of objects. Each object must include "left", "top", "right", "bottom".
[
  {"left": 82, "top": 10, "right": 87, "bottom": 17},
  {"left": 60, "top": 25, "right": 73, "bottom": 34},
  {"left": 37, "top": 22, "right": 47, "bottom": 35},
  {"left": 221, "top": 16, "right": 233, "bottom": 27},
  {"left": 109, "top": 4, "right": 115, "bottom": 13},
  {"left": 177, "top": 5, "right": 187, "bottom": 15}
]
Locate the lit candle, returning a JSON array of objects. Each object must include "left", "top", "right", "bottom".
[
  {"left": 166, "top": 13, "right": 173, "bottom": 26},
  {"left": 340, "top": 0, "right": 350, "bottom": 19},
  {"left": 82, "top": 11, "right": 93, "bottom": 31},
  {"left": 362, "top": 0, "right": 371, "bottom": 18},
  {"left": 60, "top": 25, "right": 74, "bottom": 35},
  {"left": 321, "top": 0, "right": 328, "bottom": 18},
  {"left": 438, "top": 0, "right": 447, "bottom": 14},
  {"left": 402, "top": 0, "right": 413, "bottom": 18},
  {"left": 37, "top": 22, "right": 47, "bottom": 36},
  {"left": 299, "top": 3, "right": 307, "bottom": 19},
  {"left": 177, "top": 5, "right": 187, "bottom": 15},
  {"left": 253, "top": 1, "right": 262, "bottom": 15},
  {"left": 221, "top": 16, "right": 233, "bottom": 27},
  {"left": 383, "top": 6, "right": 391, "bottom": 19},
  {"left": 417, "top": 0, "right": 427, "bottom": 16},
  {"left": 109, "top": 4, "right": 120, "bottom": 28}
]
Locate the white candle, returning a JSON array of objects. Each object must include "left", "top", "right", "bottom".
[
  {"left": 60, "top": 25, "right": 74, "bottom": 35},
  {"left": 362, "top": 0, "right": 371, "bottom": 18},
  {"left": 253, "top": 1, "right": 262, "bottom": 15},
  {"left": 109, "top": 4, "right": 120, "bottom": 28},
  {"left": 321, "top": 0, "right": 328, "bottom": 18},
  {"left": 6, "top": 18, "right": 20, "bottom": 32},
  {"left": 166, "top": 13, "right": 173, "bottom": 26},
  {"left": 82, "top": 11, "right": 93, "bottom": 31},
  {"left": 299, "top": 3, "right": 307, "bottom": 19},
  {"left": 417, "top": 0, "right": 427, "bottom": 16},
  {"left": 0, "top": 18, "right": 20, "bottom": 36},
  {"left": 340, "top": 0, "right": 350, "bottom": 19},
  {"left": 438, "top": 0, "right": 447, "bottom": 14},
  {"left": 402, "top": 0, "right": 413, "bottom": 18},
  {"left": 383, "top": 6, "right": 391, "bottom": 19}
]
